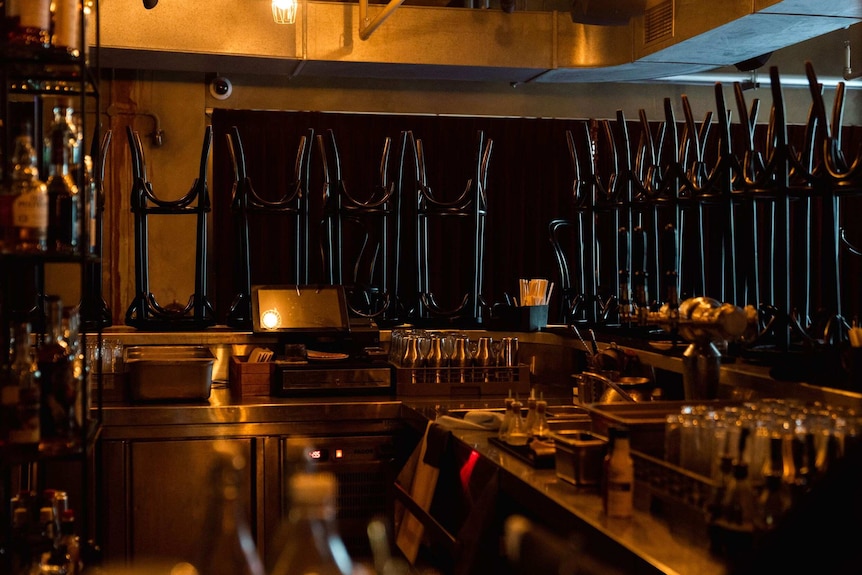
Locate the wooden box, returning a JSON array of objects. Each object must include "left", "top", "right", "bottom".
[{"left": 229, "top": 355, "right": 274, "bottom": 397}]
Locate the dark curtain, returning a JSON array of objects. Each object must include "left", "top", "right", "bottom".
[
  {"left": 210, "top": 109, "right": 862, "bottom": 330},
  {"left": 211, "top": 110, "right": 583, "bottom": 326}
]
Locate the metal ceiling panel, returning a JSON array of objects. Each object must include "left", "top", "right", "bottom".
[{"left": 96, "top": 0, "right": 862, "bottom": 83}]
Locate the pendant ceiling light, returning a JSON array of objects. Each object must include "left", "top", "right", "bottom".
[{"left": 272, "top": 0, "right": 298, "bottom": 24}]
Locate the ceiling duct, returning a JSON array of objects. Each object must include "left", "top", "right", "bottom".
[{"left": 97, "top": 0, "right": 862, "bottom": 83}]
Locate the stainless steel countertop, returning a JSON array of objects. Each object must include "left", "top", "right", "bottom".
[
  {"left": 95, "top": 325, "right": 862, "bottom": 412},
  {"left": 95, "top": 383, "right": 725, "bottom": 574},
  {"left": 97, "top": 386, "right": 405, "bottom": 439},
  {"left": 405, "top": 405, "right": 727, "bottom": 575}
]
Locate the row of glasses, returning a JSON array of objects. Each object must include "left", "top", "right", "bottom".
[
  {"left": 388, "top": 329, "right": 520, "bottom": 383},
  {"left": 664, "top": 398, "right": 860, "bottom": 494}
]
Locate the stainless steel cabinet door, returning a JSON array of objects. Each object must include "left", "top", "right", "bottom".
[{"left": 101, "top": 437, "right": 256, "bottom": 565}]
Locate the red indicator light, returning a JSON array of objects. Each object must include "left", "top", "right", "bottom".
[{"left": 334, "top": 449, "right": 344, "bottom": 459}]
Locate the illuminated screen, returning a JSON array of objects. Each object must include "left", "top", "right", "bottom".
[{"left": 251, "top": 285, "right": 350, "bottom": 333}]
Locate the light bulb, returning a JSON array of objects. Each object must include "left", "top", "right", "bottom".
[
  {"left": 261, "top": 308, "right": 282, "bottom": 329},
  {"left": 272, "top": 0, "right": 297, "bottom": 24}
]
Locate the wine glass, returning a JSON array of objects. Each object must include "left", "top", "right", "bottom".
[{"left": 416, "top": 330, "right": 432, "bottom": 361}]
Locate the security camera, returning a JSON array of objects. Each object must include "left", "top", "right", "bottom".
[{"left": 209, "top": 76, "right": 233, "bottom": 100}]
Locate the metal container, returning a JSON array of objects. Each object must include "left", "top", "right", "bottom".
[
  {"left": 586, "top": 400, "right": 738, "bottom": 457},
  {"left": 125, "top": 345, "right": 215, "bottom": 401},
  {"left": 553, "top": 430, "right": 606, "bottom": 487}
]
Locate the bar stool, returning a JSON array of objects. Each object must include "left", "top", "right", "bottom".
[
  {"left": 124, "top": 125, "right": 216, "bottom": 329},
  {"left": 225, "top": 125, "right": 313, "bottom": 328},
  {"left": 317, "top": 128, "right": 408, "bottom": 322},
  {"left": 413, "top": 130, "right": 492, "bottom": 326}
]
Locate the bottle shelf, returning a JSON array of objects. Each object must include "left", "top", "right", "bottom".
[{"left": 0, "top": 419, "right": 101, "bottom": 466}]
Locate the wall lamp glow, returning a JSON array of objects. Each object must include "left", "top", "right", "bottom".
[{"left": 272, "top": 0, "right": 298, "bottom": 24}]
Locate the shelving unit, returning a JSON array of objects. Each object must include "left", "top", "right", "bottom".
[{"left": 0, "top": 1, "right": 103, "bottom": 570}]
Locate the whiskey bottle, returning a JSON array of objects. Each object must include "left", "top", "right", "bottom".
[
  {"left": 9, "top": 131, "right": 49, "bottom": 252},
  {"left": 5, "top": 0, "right": 52, "bottom": 56},
  {"left": 45, "top": 105, "right": 80, "bottom": 254},
  {"left": 50, "top": 0, "right": 82, "bottom": 58},
  {"left": 2, "top": 319, "right": 42, "bottom": 448}
]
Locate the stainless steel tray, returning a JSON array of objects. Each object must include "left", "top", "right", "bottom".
[
  {"left": 125, "top": 345, "right": 216, "bottom": 401},
  {"left": 585, "top": 400, "right": 739, "bottom": 457}
]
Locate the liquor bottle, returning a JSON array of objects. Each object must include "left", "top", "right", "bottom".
[
  {"left": 193, "top": 447, "right": 265, "bottom": 575},
  {"left": 6, "top": 506, "right": 35, "bottom": 575},
  {"left": 62, "top": 306, "right": 86, "bottom": 431},
  {"left": 603, "top": 426, "right": 634, "bottom": 519},
  {"left": 5, "top": 0, "right": 52, "bottom": 55},
  {"left": 51, "top": 0, "right": 82, "bottom": 58},
  {"left": 59, "top": 510, "right": 81, "bottom": 575},
  {"left": 1, "top": 319, "right": 42, "bottom": 448},
  {"left": 9, "top": 130, "right": 50, "bottom": 252},
  {"left": 269, "top": 471, "right": 353, "bottom": 575},
  {"left": 36, "top": 296, "right": 80, "bottom": 453},
  {"left": 45, "top": 105, "right": 80, "bottom": 254}
]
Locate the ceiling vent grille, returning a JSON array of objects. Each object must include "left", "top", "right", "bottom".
[{"left": 644, "top": 0, "right": 674, "bottom": 45}]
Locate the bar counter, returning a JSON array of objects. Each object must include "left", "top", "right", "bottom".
[
  {"left": 93, "top": 327, "right": 862, "bottom": 573},
  {"left": 99, "top": 388, "right": 727, "bottom": 574}
]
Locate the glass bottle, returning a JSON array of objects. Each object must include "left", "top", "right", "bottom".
[
  {"left": 603, "top": 426, "right": 634, "bottom": 519},
  {"left": 7, "top": 505, "right": 35, "bottom": 575},
  {"left": 530, "top": 398, "right": 550, "bottom": 440},
  {"left": 401, "top": 336, "right": 423, "bottom": 368},
  {"left": 449, "top": 336, "right": 471, "bottom": 384},
  {"left": 59, "top": 509, "right": 81, "bottom": 575},
  {"left": 504, "top": 400, "right": 529, "bottom": 447},
  {"left": 474, "top": 336, "right": 493, "bottom": 382},
  {"left": 36, "top": 296, "right": 79, "bottom": 453},
  {"left": 2, "top": 319, "right": 42, "bottom": 448},
  {"left": 51, "top": 0, "right": 82, "bottom": 58},
  {"left": 36, "top": 504, "right": 65, "bottom": 573},
  {"left": 9, "top": 130, "right": 49, "bottom": 253},
  {"left": 193, "top": 447, "right": 265, "bottom": 575},
  {"left": 269, "top": 471, "right": 353, "bottom": 575},
  {"left": 45, "top": 105, "right": 80, "bottom": 254},
  {"left": 5, "top": 0, "right": 52, "bottom": 55},
  {"left": 63, "top": 306, "right": 86, "bottom": 432},
  {"left": 424, "top": 335, "right": 447, "bottom": 384},
  {"left": 720, "top": 461, "right": 756, "bottom": 528},
  {"left": 755, "top": 472, "right": 790, "bottom": 533},
  {"left": 401, "top": 335, "right": 423, "bottom": 384}
]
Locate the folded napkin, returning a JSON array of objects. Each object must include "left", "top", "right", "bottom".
[{"left": 435, "top": 410, "right": 504, "bottom": 431}]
